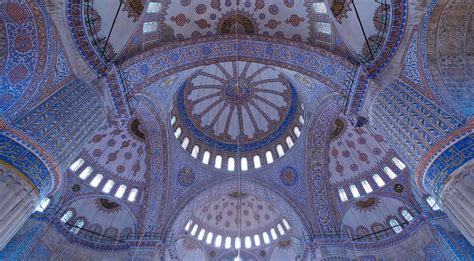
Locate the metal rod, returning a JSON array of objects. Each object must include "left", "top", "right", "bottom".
[
  {"left": 352, "top": 0, "right": 375, "bottom": 60},
  {"left": 101, "top": 0, "right": 123, "bottom": 59},
  {"left": 352, "top": 221, "right": 409, "bottom": 241}
]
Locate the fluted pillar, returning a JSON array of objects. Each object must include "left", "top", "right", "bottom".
[
  {"left": 0, "top": 163, "right": 39, "bottom": 250},
  {"left": 0, "top": 132, "right": 56, "bottom": 250},
  {"left": 439, "top": 159, "right": 474, "bottom": 245}
]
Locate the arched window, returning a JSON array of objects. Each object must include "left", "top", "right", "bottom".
[
  {"left": 102, "top": 179, "right": 115, "bottom": 193},
  {"left": 115, "top": 184, "right": 127, "bottom": 198},
  {"left": 202, "top": 151, "right": 210, "bottom": 164},
  {"left": 270, "top": 228, "right": 278, "bottom": 240},
  {"left": 253, "top": 155, "right": 261, "bottom": 169},
  {"left": 127, "top": 188, "right": 138, "bottom": 202},
  {"left": 315, "top": 22, "right": 331, "bottom": 34},
  {"left": 312, "top": 2, "right": 327, "bottom": 13},
  {"left": 276, "top": 144, "right": 285, "bottom": 157},
  {"left": 355, "top": 226, "right": 370, "bottom": 240},
  {"left": 224, "top": 236, "right": 232, "bottom": 249},
  {"left": 120, "top": 227, "right": 132, "bottom": 241},
  {"left": 426, "top": 196, "right": 440, "bottom": 210},
  {"left": 383, "top": 166, "right": 397, "bottom": 179},
  {"left": 401, "top": 209, "right": 413, "bottom": 222},
  {"left": 143, "top": 21, "right": 158, "bottom": 33},
  {"left": 79, "top": 166, "right": 93, "bottom": 180},
  {"left": 70, "top": 158, "right": 84, "bottom": 172},
  {"left": 294, "top": 126, "right": 301, "bottom": 137},
  {"left": 36, "top": 197, "right": 51, "bottom": 212},
  {"left": 262, "top": 232, "right": 270, "bottom": 244},
  {"left": 244, "top": 236, "right": 252, "bottom": 249},
  {"left": 215, "top": 234, "right": 222, "bottom": 248},
  {"left": 191, "top": 145, "right": 199, "bottom": 158},
  {"left": 174, "top": 127, "right": 182, "bottom": 138},
  {"left": 88, "top": 224, "right": 103, "bottom": 241},
  {"left": 184, "top": 220, "right": 192, "bottom": 231},
  {"left": 190, "top": 224, "right": 199, "bottom": 236},
  {"left": 206, "top": 232, "right": 214, "bottom": 245},
  {"left": 61, "top": 210, "right": 73, "bottom": 223},
  {"left": 146, "top": 2, "right": 162, "bottom": 13},
  {"left": 71, "top": 219, "right": 84, "bottom": 234},
  {"left": 338, "top": 188, "right": 348, "bottom": 201},
  {"left": 235, "top": 237, "right": 241, "bottom": 249},
  {"left": 197, "top": 228, "right": 206, "bottom": 241},
  {"left": 373, "top": 174, "right": 385, "bottom": 187},
  {"left": 228, "top": 157, "right": 235, "bottom": 171},
  {"left": 254, "top": 234, "right": 261, "bottom": 247},
  {"left": 282, "top": 219, "right": 291, "bottom": 230},
  {"left": 392, "top": 157, "right": 406, "bottom": 170},
  {"left": 215, "top": 155, "right": 222, "bottom": 169},
  {"left": 286, "top": 136, "right": 294, "bottom": 148},
  {"left": 181, "top": 137, "right": 189, "bottom": 149},
  {"left": 389, "top": 219, "right": 402, "bottom": 234},
  {"left": 102, "top": 227, "right": 118, "bottom": 243},
  {"left": 277, "top": 224, "right": 285, "bottom": 235},
  {"left": 90, "top": 174, "right": 103, "bottom": 187},
  {"left": 299, "top": 115, "right": 304, "bottom": 125},
  {"left": 371, "top": 223, "right": 386, "bottom": 240},
  {"left": 361, "top": 180, "right": 373, "bottom": 193},
  {"left": 265, "top": 151, "right": 274, "bottom": 164},
  {"left": 350, "top": 185, "right": 360, "bottom": 198},
  {"left": 241, "top": 157, "right": 248, "bottom": 171}
]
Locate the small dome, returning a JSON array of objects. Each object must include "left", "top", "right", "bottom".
[{"left": 184, "top": 192, "right": 291, "bottom": 248}]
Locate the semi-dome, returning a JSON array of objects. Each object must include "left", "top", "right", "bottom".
[
  {"left": 171, "top": 61, "right": 304, "bottom": 171},
  {"left": 184, "top": 192, "right": 291, "bottom": 249}
]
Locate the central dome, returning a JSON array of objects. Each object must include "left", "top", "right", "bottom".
[
  {"left": 223, "top": 79, "right": 252, "bottom": 103},
  {"left": 171, "top": 62, "right": 304, "bottom": 171}
]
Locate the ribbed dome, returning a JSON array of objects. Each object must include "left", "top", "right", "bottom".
[{"left": 171, "top": 61, "right": 304, "bottom": 171}]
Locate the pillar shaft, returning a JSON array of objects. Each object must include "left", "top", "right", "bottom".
[
  {"left": 0, "top": 164, "right": 39, "bottom": 250},
  {"left": 440, "top": 160, "right": 474, "bottom": 245}
]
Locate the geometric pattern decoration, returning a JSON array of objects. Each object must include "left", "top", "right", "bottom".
[
  {"left": 425, "top": 1, "right": 474, "bottom": 117},
  {"left": 118, "top": 0, "right": 340, "bottom": 61},
  {"left": 0, "top": 133, "right": 53, "bottom": 195},
  {"left": 188, "top": 193, "right": 285, "bottom": 238},
  {"left": 50, "top": 44, "right": 72, "bottom": 88},
  {"left": 422, "top": 132, "right": 473, "bottom": 196},
  {"left": 80, "top": 123, "right": 148, "bottom": 184},
  {"left": 280, "top": 166, "right": 298, "bottom": 186},
  {"left": 163, "top": 0, "right": 312, "bottom": 42},
  {"left": 0, "top": 0, "right": 53, "bottom": 116},
  {"left": 402, "top": 32, "right": 423, "bottom": 86},
  {"left": 11, "top": 79, "right": 105, "bottom": 170},
  {"left": 372, "top": 80, "right": 465, "bottom": 170},
  {"left": 121, "top": 36, "right": 356, "bottom": 95},
  {"left": 328, "top": 117, "right": 392, "bottom": 184}
]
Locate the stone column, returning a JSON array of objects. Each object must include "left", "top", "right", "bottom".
[
  {"left": 0, "top": 132, "right": 56, "bottom": 250},
  {"left": 439, "top": 159, "right": 474, "bottom": 245},
  {"left": 0, "top": 163, "right": 39, "bottom": 250},
  {"left": 370, "top": 80, "right": 473, "bottom": 242}
]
